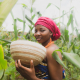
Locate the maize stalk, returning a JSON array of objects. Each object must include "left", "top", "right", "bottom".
[{"left": 0, "top": 0, "right": 18, "bottom": 27}]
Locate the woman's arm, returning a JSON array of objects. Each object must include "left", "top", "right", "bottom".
[{"left": 46, "top": 44, "right": 62, "bottom": 80}]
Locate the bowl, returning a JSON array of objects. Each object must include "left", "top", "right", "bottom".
[{"left": 10, "top": 40, "right": 46, "bottom": 67}]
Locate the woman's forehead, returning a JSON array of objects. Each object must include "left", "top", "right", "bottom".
[{"left": 35, "top": 25, "right": 48, "bottom": 29}]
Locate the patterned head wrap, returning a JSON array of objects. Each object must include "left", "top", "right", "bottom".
[{"left": 34, "top": 17, "right": 61, "bottom": 41}]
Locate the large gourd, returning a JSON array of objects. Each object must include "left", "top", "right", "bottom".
[{"left": 10, "top": 40, "right": 46, "bottom": 67}]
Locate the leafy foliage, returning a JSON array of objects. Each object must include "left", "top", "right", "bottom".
[{"left": 0, "top": 0, "right": 80, "bottom": 80}]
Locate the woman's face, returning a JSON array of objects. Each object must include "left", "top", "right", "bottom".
[{"left": 34, "top": 25, "right": 52, "bottom": 45}]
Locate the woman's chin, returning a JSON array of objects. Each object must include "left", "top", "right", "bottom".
[{"left": 37, "top": 40, "right": 42, "bottom": 43}]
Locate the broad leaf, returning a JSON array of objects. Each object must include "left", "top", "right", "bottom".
[
  {"left": 52, "top": 49, "right": 80, "bottom": 69},
  {"left": 0, "top": 59, "right": 7, "bottom": 70},
  {"left": 52, "top": 50, "right": 68, "bottom": 69},
  {"left": 63, "top": 52, "right": 80, "bottom": 69},
  {"left": 0, "top": 69, "right": 4, "bottom": 79},
  {"left": 0, "top": 45, "right": 7, "bottom": 70},
  {"left": 0, "top": 0, "right": 18, "bottom": 27},
  {"left": 0, "top": 45, "right": 4, "bottom": 59}
]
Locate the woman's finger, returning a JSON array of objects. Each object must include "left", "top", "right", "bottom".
[
  {"left": 17, "top": 59, "right": 22, "bottom": 68},
  {"left": 15, "top": 60, "right": 18, "bottom": 67},
  {"left": 30, "top": 60, "right": 34, "bottom": 69},
  {"left": 15, "top": 60, "right": 20, "bottom": 71},
  {"left": 18, "top": 59, "right": 30, "bottom": 71}
]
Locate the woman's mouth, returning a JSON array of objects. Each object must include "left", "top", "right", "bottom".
[
  {"left": 36, "top": 38, "right": 41, "bottom": 41},
  {"left": 36, "top": 37, "right": 42, "bottom": 41}
]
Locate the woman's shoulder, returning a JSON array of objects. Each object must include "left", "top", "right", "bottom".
[
  {"left": 47, "top": 43, "right": 58, "bottom": 52},
  {"left": 46, "top": 43, "right": 62, "bottom": 59}
]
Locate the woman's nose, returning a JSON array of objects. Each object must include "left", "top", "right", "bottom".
[{"left": 36, "top": 31, "right": 41, "bottom": 35}]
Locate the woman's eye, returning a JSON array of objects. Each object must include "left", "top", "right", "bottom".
[
  {"left": 40, "top": 30, "right": 45, "bottom": 32},
  {"left": 35, "top": 30, "right": 37, "bottom": 33}
]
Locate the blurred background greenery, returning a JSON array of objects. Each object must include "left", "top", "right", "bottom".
[{"left": 0, "top": 0, "right": 80, "bottom": 80}]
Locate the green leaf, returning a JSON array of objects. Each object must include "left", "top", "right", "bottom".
[
  {"left": 78, "top": 34, "right": 80, "bottom": 40},
  {"left": 0, "top": 65, "right": 2, "bottom": 70},
  {"left": 2, "top": 42, "right": 9, "bottom": 46},
  {"left": 67, "top": 14, "right": 73, "bottom": 27},
  {"left": 14, "top": 19, "right": 18, "bottom": 40},
  {"left": 30, "top": 7, "right": 33, "bottom": 13},
  {"left": 71, "top": 11, "right": 74, "bottom": 31},
  {"left": 0, "top": 0, "right": 18, "bottom": 27},
  {"left": 32, "top": 14, "right": 35, "bottom": 20},
  {"left": 53, "top": 7, "right": 74, "bottom": 20},
  {"left": 0, "top": 45, "right": 4, "bottom": 59},
  {"left": 63, "top": 52, "right": 80, "bottom": 69},
  {"left": 25, "top": 15, "right": 34, "bottom": 25},
  {"left": 46, "top": 3, "right": 52, "bottom": 9},
  {"left": 52, "top": 4, "right": 60, "bottom": 10},
  {"left": 22, "top": 3, "right": 27, "bottom": 8},
  {"left": 67, "top": 45, "right": 73, "bottom": 53},
  {"left": 0, "top": 69, "right": 4, "bottom": 79},
  {"left": 0, "top": 38, "right": 11, "bottom": 43},
  {"left": 64, "top": 29, "right": 69, "bottom": 41},
  {"left": 72, "top": 45, "right": 75, "bottom": 53},
  {"left": 5, "top": 61, "right": 16, "bottom": 75},
  {"left": 75, "top": 46, "right": 79, "bottom": 49},
  {"left": 17, "top": 18, "right": 23, "bottom": 22},
  {"left": 29, "top": 25, "right": 34, "bottom": 31},
  {"left": 52, "top": 49, "right": 80, "bottom": 69},
  {"left": 58, "top": 41, "right": 62, "bottom": 48},
  {"left": 52, "top": 50, "right": 68, "bottom": 69},
  {"left": 10, "top": 11, "right": 14, "bottom": 20},
  {"left": 37, "top": 12, "right": 42, "bottom": 17},
  {"left": 0, "top": 59, "right": 7, "bottom": 70}
]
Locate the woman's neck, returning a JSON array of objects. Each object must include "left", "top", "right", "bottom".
[
  {"left": 42, "top": 38, "right": 52, "bottom": 47},
  {"left": 42, "top": 39, "right": 50, "bottom": 47}
]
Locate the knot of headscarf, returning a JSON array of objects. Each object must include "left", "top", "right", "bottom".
[{"left": 34, "top": 17, "right": 61, "bottom": 41}]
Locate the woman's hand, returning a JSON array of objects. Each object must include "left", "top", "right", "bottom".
[{"left": 15, "top": 59, "right": 37, "bottom": 80}]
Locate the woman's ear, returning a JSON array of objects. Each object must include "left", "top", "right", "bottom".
[{"left": 50, "top": 32, "right": 53, "bottom": 37}]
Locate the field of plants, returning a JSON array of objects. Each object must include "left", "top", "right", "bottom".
[{"left": 0, "top": 0, "right": 80, "bottom": 80}]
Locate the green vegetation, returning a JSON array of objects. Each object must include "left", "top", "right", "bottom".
[{"left": 0, "top": 0, "right": 80, "bottom": 80}]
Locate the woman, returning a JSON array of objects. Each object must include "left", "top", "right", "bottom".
[{"left": 15, "top": 17, "right": 62, "bottom": 80}]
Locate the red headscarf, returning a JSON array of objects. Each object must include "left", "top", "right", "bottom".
[{"left": 34, "top": 17, "right": 61, "bottom": 41}]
